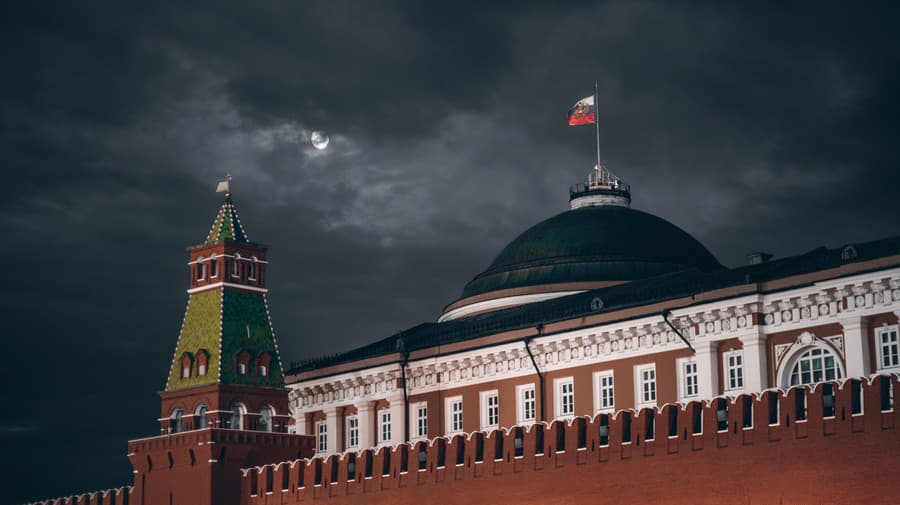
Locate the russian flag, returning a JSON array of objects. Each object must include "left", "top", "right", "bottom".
[{"left": 567, "top": 95, "right": 596, "bottom": 126}]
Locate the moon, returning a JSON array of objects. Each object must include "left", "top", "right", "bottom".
[{"left": 310, "top": 131, "right": 329, "bottom": 150}]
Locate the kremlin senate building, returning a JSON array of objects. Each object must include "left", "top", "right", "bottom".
[{"left": 27, "top": 165, "right": 900, "bottom": 504}]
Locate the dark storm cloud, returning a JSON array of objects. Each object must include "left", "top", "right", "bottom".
[{"left": 3, "top": 1, "right": 899, "bottom": 501}]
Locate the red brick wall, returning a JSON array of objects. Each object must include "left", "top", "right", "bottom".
[{"left": 244, "top": 375, "right": 900, "bottom": 505}]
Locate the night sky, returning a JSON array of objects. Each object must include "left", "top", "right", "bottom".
[{"left": 4, "top": 1, "right": 900, "bottom": 502}]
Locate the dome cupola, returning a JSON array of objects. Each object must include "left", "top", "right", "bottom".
[{"left": 440, "top": 165, "right": 721, "bottom": 321}]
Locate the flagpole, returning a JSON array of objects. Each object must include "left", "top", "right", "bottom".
[{"left": 594, "top": 80, "right": 601, "bottom": 181}]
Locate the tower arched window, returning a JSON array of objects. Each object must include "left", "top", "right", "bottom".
[
  {"left": 235, "top": 350, "right": 251, "bottom": 376},
  {"left": 171, "top": 408, "right": 184, "bottom": 434},
  {"left": 196, "top": 350, "right": 209, "bottom": 377},
  {"left": 231, "top": 254, "right": 241, "bottom": 278},
  {"left": 259, "top": 406, "right": 274, "bottom": 432},
  {"left": 786, "top": 347, "right": 843, "bottom": 387},
  {"left": 196, "top": 257, "right": 206, "bottom": 280},
  {"left": 248, "top": 257, "right": 258, "bottom": 280},
  {"left": 256, "top": 352, "right": 272, "bottom": 377},
  {"left": 227, "top": 403, "right": 245, "bottom": 430},
  {"left": 209, "top": 254, "right": 218, "bottom": 277},
  {"left": 195, "top": 404, "right": 209, "bottom": 430},
  {"left": 180, "top": 353, "right": 193, "bottom": 379}
]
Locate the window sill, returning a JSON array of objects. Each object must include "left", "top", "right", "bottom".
[
  {"left": 796, "top": 419, "right": 808, "bottom": 424},
  {"left": 882, "top": 409, "right": 894, "bottom": 414},
  {"left": 742, "top": 426, "right": 753, "bottom": 431},
  {"left": 768, "top": 423, "right": 780, "bottom": 427},
  {"left": 851, "top": 412, "right": 865, "bottom": 417}
]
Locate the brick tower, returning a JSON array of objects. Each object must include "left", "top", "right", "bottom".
[{"left": 127, "top": 186, "right": 314, "bottom": 505}]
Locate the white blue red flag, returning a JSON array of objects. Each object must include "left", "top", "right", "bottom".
[{"left": 567, "top": 95, "right": 596, "bottom": 126}]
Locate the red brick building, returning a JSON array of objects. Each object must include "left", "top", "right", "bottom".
[{"left": 27, "top": 169, "right": 900, "bottom": 504}]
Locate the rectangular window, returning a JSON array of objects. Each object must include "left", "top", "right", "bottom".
[
  {"left": 380, "top": 411, "right": 392, "bottom": 444},
  {"left": 556, "top": 378, "right": 574, "bottom": 417},
  {"left": 768, "top": 392, "right": 780, "bottom": 425},
  {"left": 447, "top": 397, "right": 463, "bottom": 433},
  {"left": 481, "top": 391, "right": 499, "bottom": 428},
  {"left": 347, "top": 415, "right": 359, "bottom": 449},
  {"left": 724, "top": 351, "right": 744, "bottom": 391},
  {"left": 878, "top": 326, "right": 900, "bottom": 369},
  {"left": 316, "top": 421, "right": 327, "bottom": 453},
  {"left": 198, "top": 363, "right": 206, "bottom": 376},
  {"left": 636, "top": 364, "right": 657, "bottom": 406},
  {"left": 518, "top": 384, "right": 536, "bottom": 423},
  {"left": 683, "top": 361, "right": 698, "bottom": 398},
  {"left": 210, "top": 258, "right": 218, "bottom": 277},
  {"left": 594, "top": 371, "right": 615, "bottom": 412},
  {"left": 415, "top": 404, "right": 428, "bottom": 438}
]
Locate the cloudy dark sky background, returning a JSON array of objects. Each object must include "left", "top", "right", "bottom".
[{"left": 3, "top": 1, "right": 899, "bottom": 502}]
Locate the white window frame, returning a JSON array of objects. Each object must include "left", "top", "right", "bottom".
[
  {"left": 677, "top": 358, "right": 699, "bottom": 401},
  {"left": 209, "top": 254, "right": 218, "bottom": 278},
  {"left": 723, "top": 350, "right": 744, "bottom": 392},
  {"left": 346, "top": 415, "right": 359, "bottom": 449},
  {"left": 379, "top": 410, "right": 392, "bottom": 445},
  {"left": 232, "top": 254, "right": 241, "bottom": 278},
  {"left": 554, "top": 377, "right": 575, "bottom": 419},
  {"left": 316, "top": 421, "right": 327, "bottom": 453},
  {"left": 592, "top": 370, "right": 615, "bottom": 414},
  {"left": 876, "top": 325, "right": 900, "bottom": 371},
  {"left": 480, "top": 390, "right": 499, "bottom": 429},
  {"left": 634, "top": 364, "right": 657, "bottom": 408},
  {"left": 248, "top": 257, "right": 258, "bottom": 280},
  {"left": 259, "top": 365, "right": 268, "bottom": 377},
  {"left": 198, "top": 362, "right": 207, "bottom": 376},
  {"left": 411, "top": 402, "right": 428, "bottom": 439},
  {"left": 445, "top": 396, "right": 463, "bottom": 434},
  {"left": 516, "top": 383, "right": 536, "bottom": 424}
]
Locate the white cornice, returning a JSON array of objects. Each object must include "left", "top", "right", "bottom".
[
  {"left": 439, "top": 291, "right": 585, "bottom": 322},
  {"left": 187, "top": 282, "right": 268, "bottom": 294}
]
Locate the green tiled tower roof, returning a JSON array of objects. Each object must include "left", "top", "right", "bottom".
[
  {"left": 205, "top": 194, "right": 249, "bottom": 244},
  {"left": 165, "top": 194, "right": 284, "bottom": 392}
]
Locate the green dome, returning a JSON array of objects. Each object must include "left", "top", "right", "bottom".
[{"left": 460, "top": 205, "right": 721, "bottom": 299}]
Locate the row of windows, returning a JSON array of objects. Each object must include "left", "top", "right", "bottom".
[
  {"left": 309, "top": 378, "right": 895, "bottom": 461},
  {"left": 438, "top": 346, "right": 848, "bottom": 437},
  {"left": 194, "top": 254, "right": 260, "bottom": 282},
  {"left": 309, "top": 334, "right": 900, "bottom": 453},
  {"left": 179, "top": 350, "right": 209, "bottom": 379},
  {"left": 169, "top": 404, "right": 279, "bottom": 433},
  {"left": 235, "top": 350, "right": 272, "bottom": 377}
]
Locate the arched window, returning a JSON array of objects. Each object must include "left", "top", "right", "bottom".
[
  {"left": 256, "top": 352, "right": 271, "bottom": 377},
  {"left": 235, "top": 349, "right": 251, "bottom": 376},
  {"left": 248, "top": 257, "right": 258, "bottom": 280},
  {"left": 259, "top": 406, "right": 274, "bottom": 432},
  {"left": 196, "top": 350, "right": 209, "bottom": 377},
  {"left": 180, "top": 353, "right": 193, "bottom": 379},
  {"left": 209, "top": 254, "right": 218, "bottom": 277},
  {"left": 195, "top": 404, "right": 209, "bottom": 430},
  {"left": 231, "top": 254, "right": 241, "bottom": 278},
  {"left": 787, "top": 347, "right": 843, "bottom": 387},
  {"left": 171, "top": 408, "right": 184, "bottom": 434},
  {"left": 196, "top": 257, "right": 206, "bottom": 280},
  {"left": 228, "top": 404, "right": 245, "bottom": 430}
]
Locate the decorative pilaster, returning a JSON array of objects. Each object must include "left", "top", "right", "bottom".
[
  {"left": 695, "top": 341, "right": 719, "bottom": 398},
  {"left": 355, "top": 402, "right": 374, "bottom": 450},
  {"left": 739, "top": 330, "right": 769, "bottom": 392},
  {"left": 841, "top": 316, "right": 871, "bottom": 377}
]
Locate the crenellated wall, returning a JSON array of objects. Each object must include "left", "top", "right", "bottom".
[
  {"left": 243, "top": 374, "right": 900, "bottom": 505},
  {"left": 23, "top": 486, "right": 134, "bottom": 505}
]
